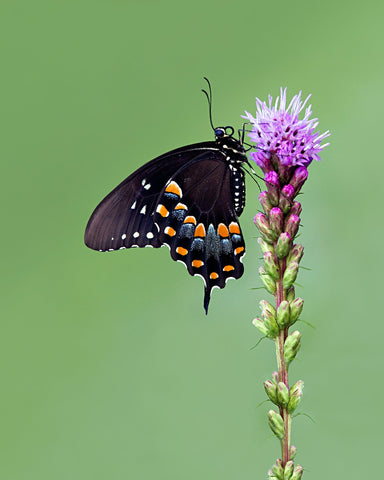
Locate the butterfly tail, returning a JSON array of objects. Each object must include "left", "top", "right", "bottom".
[{"left": 203, "top": 287, "right": 211, "bottom": 315}]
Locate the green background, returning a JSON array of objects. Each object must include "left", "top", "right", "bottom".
[{"left": 1, "top": 0, "right": 381, "bottom": 478}]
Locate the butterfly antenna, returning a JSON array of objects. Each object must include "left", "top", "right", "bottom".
[{"left": 202, "top": 77, "right": 215, "bottom": 131}]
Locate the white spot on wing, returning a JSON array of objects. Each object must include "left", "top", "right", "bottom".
[
  {"left": 121, "top": 234, "right": 127, "bottom": 240},
  {"left": 133, "top": 232, "right": 140, "bottom": 238},
  {"left": 144, "top": 183, "right": 151, "bottom": 190},
  {"left": 140, "top": 205, "right": 147, "bottom": 214},
  {"left": 146, "top": 232, "right": 154, "bottom": 239},
  {"left": 131, "top": 201, "right": 136, "bottom": 209}
]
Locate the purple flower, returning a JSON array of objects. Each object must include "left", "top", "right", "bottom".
[{"left": 243, "top": 88, "right": 330, "bottom": 168}]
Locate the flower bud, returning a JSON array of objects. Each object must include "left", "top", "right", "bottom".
[
  {"left": 264, "top": 380, "right": 278, "bottom": 404},
  {"left": 276, "top": 300, "right": 291, "bottom": 328},
  {"left": 290, "top": 166, "right": 308, "bottom": 194},
  {"left": 287, "top": 244, "right": 304, "bottom": 266},
  {"left": 264, "top": 252, "right": 280, "bottom": 280},
  {"left": 259, "top": 299, "right": 276, "bottom": 317},
  {"left": 251, "top": 151, "right": 273, "bottom": 173},
  {"left": 286, "top": 286, "right": 295, "bottom": 302},
  {"left": 291, "top": 464, "right": 304, "bottom": 480},
  {"left": 254, "top": 213, "right": 277, "bottom": 242},
  {"left": 271, "top": 459, "right": 284, "bottom": 479},
  {"left": 269, "top": 207, "right": 284, "bottom": 236},
  {"left": 282, "top": 261, "right": 299, "bottom": 289},
  {"left": 284, "top": 460, "right": 294, "bottom": 480},
  {"left": 258, "top": 237, "right": 275, "bottom": 255},
  {"left": 290, "top": 298, "right": 304, "bottom": 324},
  {"left": 276, "top": 232, "right": 292, "bottom": 259},
  {"left": 265, "top": 171, "right": 280, "bottom": 205},
  {"left": 272, "top": 371, "right": 279, "bottom": 383},
  {"left": 284, "top": 331, "right": 301, "bottom": 364},
  {"left": 284, "top": 214, "right": 300, "bottom": 239},
  {"left": 259, "top": 300, "right": 279, "bottom": 338},
  {"left": 288, "top": 380, "right": 304, "bottom": 413},
  {"left": 259, "top": 191, "right": 273, "bottom": 215},
  {"left": 267, "top": 410, "right": 285, "bottom": 439},
  {"left": 252, "top": 317, "right": 269, "bottom": 336},
  {"left": 276, "top": 381, "right": 290, "bottom": 407},
  {"left": 259, "top": 267, "right": 277, "bottom": 294},
  {"left": 279, "top": 184, "right": 295, "bottom": 214},
  {"left": 290, "top": 201, "right": 302, "bottom": 217},
  {"left": 290, "top": 445, "right": 297, "bottom": 459}
]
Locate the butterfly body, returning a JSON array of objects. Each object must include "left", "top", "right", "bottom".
[{"left": 85, "top": 129, "right": 248, "bottom": 313}]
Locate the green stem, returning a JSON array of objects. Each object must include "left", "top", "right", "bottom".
[{"left": 275, "top": 257, "right": 291, "bottom": 467}]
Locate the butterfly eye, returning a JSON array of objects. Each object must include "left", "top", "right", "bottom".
[{"left": 214, "top": 128, "right": 225, "bottom": 137}]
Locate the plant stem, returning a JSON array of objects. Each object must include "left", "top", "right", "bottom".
[{"left": 275, "top": 257, "right": 291, "bottom": 467}]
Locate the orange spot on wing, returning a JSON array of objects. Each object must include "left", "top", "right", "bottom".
[
  {"left": 176, "top": 247, "right": 188, "bottom": 256},
  {"left": 156, "top": 204, "right": 169, "bottom": 217},
  {"left": 210, "top": 272, "right": 219, "bottom": 280},
  {"left": 218, "top": 223, "right": 229, "bottom": 238},
  {"left": 234, "top": 246, "right": 244, "bottom": 255},
  {"left": 192, "top": 260, "right": 204, "bottom": 268},
  {"left": 194, "top": 223, "right": 206, "bottom": 237},
  {"left": 165, "top": 181, "right": 182, "bottom": 197},
  {"left": 183, "top": 216, "right": 197, "bottom": 225},
  {"left": 229, "top": 222, "right": 241, "bottom": 234},
  {"left": 223, "top": 265, "right": 235, "bottom": 272},
  {"left": 164, "top": 227, "right": 176, "bottom": 237},
  {"left": 175, "top": 203, "right": 187, "bottom": 210}
]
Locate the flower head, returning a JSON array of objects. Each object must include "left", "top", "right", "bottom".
[{"left": 244, "top": 88, "right": 330, "bottom": 169}]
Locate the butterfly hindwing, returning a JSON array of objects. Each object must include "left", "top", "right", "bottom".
[{"left": 153, "top": 154, "right": 245, "bottom": 312}]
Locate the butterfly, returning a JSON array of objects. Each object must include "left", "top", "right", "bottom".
[{"left": 84, "top": 80, "right": 249, "bottom": 313}]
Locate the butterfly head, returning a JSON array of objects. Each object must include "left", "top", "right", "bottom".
[{"left": 214, "top": 125, "right": 246, "bottom": 161}]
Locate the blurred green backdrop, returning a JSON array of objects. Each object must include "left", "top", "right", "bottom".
[{"left": 1, "top": 0, "right": 382, "bottom": 478}]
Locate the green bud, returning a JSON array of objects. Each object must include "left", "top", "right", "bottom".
[
  {"left": 276, "top": 300, "right": 291, "bottom": 328},
  {"left": 276, "top": 382, "right": 290, "bottom": 407},
  {"left": 284, "top": 460, "right": 294, "bottom": 480},
  {"left": 264, "top": 380, "right": 278, "bottom": 403},
  {"left": 259, "top": 300, "right": 276, "bottom": 319},
  {"left": 264, "top": 252, "right": 280, "bottom": 280},
  {"left": 272, "top": 371, "right": 279, "bottom": 384},
  {"left": 267, "top": 410, "right": 285, "bottom": 439},
  {"left": 258, "top": 237, "right": 275, "bottom": 255},
  {"left": 269, "top": 207, "right": 284, "bottom": 236},
  {"left": 284, "top": 330, "right": 301, "bottom": 364},
  {"left": 290, "top": 298, "right": 304, "bottom": 324},
  {"left": 276, "top": 232, "right": 292, "bottom": 259},
  {"left": 260, "top": 300, "right": 279, "bottom": 337},
  {"left": 290, "top": 445, "right": 297, "bottom": 459},
  {"left": 282, "top": 261, "right": 299, "bottom": 290},
  {"left": 259, "top": 266, "right": 277, "bottom": 294},
  {"left": 254, "top": 213, "right": 278, "bottom": 242},
  {"left": 267, "top": 469, "right": 278, "bottom": 480},
  {"left": 252, "top": 317, "right": 269, "bottom": 336},
  {"left": 271, "top": 459, "right": 284, "bottom": 479},
  {"left": 259, "top": 191, "right": 273, "bottom": 215},
  {"left": 286, "top": 286, "right": 295, "bottom": 302},
  {"left": 291, "top": 465, "right": 304, "bottom": 480},
  {"left": 287, "top": 244, "right": 304, "bottom": 266},
  {"left": 288, "top": 380, "right": 304, "bottom": 413}
]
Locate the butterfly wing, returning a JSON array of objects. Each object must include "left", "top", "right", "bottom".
[
  {"left": 153, "top": 154, "right": 245, "bottom": 313},
  {"left": 84, "top": 144, "right": 217, "bottom": 251}
]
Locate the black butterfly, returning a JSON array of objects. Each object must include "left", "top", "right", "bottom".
[{"left": 84, "top": 80, "right": 249, "bottom": 313}]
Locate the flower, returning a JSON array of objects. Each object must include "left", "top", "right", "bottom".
[{"left": 243, "top": 88, "right": 330, "bottom": 169}]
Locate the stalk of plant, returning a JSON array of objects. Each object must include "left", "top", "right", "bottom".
[{"left": 243, "top": 89, "right": 329, "bottom": 480}]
